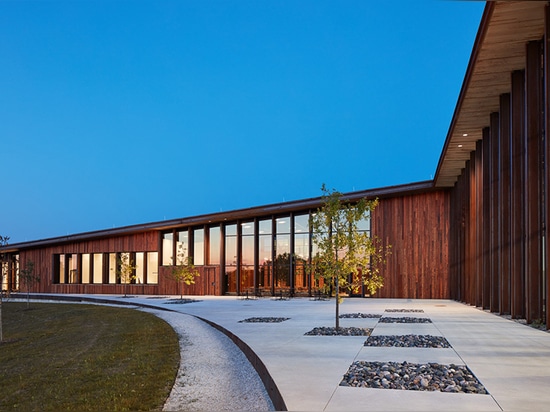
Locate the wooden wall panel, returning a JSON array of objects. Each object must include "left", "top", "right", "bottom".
[
  {"left": 371, "top": 191, "right": 450, "bottom": 299},
  {"left": 510, "top": 70, "right": 526, "bottom": 319},
  {"left": 17, "top": 231, "right": 160, "bottom": 294},
  {"left": 489, "top": 112, "right": 500, "bottom": 313},
  {"left": 525, "top": 40, "right": 543, "bottom": 323},
  {"left": 475, "top": 140, "right": 484, "bottom": 308},
  {"left": 499, "top": 93, "right": 512, "bottom": 315},
  {"left": 545, "top": 4, "right": 550, "bottom": 328}
]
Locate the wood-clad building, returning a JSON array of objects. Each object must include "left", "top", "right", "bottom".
[{"left": 2, "top": 2, "right": 550, "bottom": 327}]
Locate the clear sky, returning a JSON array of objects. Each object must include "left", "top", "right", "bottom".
[{"left": 1, "top": 0, "right": 485, "bottom": 244}]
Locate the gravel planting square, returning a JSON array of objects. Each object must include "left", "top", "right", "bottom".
[
  {"left": 385, "top": 309, "right": 425, "bottom": 313},
  {"left": 364, "top": 334, "right": 451, "bottom": 348},
  {"left": 378, "top": 317, "right": 432, "bottom": 323},
  {"left": 340, "top": 361, "right": 488, "bottom": 394},
  {"left": 339, "top": 313, "right": 382, "bottom": 319},
  {"left": 304, "top": 327, "right": 372, "bottom": 336},
  {"left": 239, "top": 317, "right": 290, "bottom": 323}
]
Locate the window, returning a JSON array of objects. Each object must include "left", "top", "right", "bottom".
[
  {"left": 258, "top": 219, "right": 272, "bottom": 289},
  {"left": 241, "top": 222, "right": 254, "bottom": 290},
  {"left": 92, "top": 253, "right": 103, "bottom": 284},
  {"left": 162, "top": 232, "right": 174, "bottom": 266},
  {"left": 147, "top": 252, "right": 158, "bottom": 284},
  {"left": 209, "top": 226, "right": 221, "bottom": 265},
  {"left": 82, "top": 254, "right": 90, "bottom": 284},
  {"left": 176, "top": 230, "right": 188, "bottom": 265},
  {"left": 109, "top": 253, "right": 117, "bottom": 284},
  {"left": 225, "top": 224, "right": 237, "bottom": 293},
  {"left": 135, "top": 252, "right": 144, "bottom": 284},
  {"left": 194, "top": 228, "right": 204, "bottom": 265}
]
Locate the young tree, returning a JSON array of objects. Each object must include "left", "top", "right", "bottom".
[
  {"left": 0, "top": 235, "right": 9, "bottom": 342},
  {"left": 19, "top": 259, "right": 40, "bottom": 309},
  {"left": 171, "top": 244, "right": 199, "bottom": 300},
  {"left": 310, "top": 184, "right": 390, "bottom": 330},
  {"left": 117, "top": 253, "right": 137, "bottom": 298}
]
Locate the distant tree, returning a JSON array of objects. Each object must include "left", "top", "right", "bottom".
[
  {"left": 310, "top": 184, "right": 390, "bottom": 330},
  {"left": 171, "top": 244, "right": 199, "bottom": 300},
  {"left": 0, "top": 235, "right": 9, "bottom": 342},
  {"left": 117, "top": 253, "right": 137, "bottom": 298},
  {"left": 19, "top": 259, "right": 40, "bottom": 309}
]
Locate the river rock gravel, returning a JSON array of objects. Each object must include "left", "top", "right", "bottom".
[{"left": 340, "top": 361, "right": 488, "bottom": 394}]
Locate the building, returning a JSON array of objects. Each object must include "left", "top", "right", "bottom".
[{"left": 1, "top": 2, "right": 549, "bottom": 327}]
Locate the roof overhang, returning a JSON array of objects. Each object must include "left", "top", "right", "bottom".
[{"left": 434, "top": 1, "right": 547, "bottom": 187}]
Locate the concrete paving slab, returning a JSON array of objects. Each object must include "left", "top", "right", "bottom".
[{"left": 34, "top": 295, "right": 550, "bottom": 411}]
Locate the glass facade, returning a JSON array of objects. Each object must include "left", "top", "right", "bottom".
[{"left": 156, "top": 210, "right": 371, "bottom": 296}]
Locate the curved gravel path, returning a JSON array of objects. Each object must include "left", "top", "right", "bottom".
[{"left": 140, "top": 308, "right": 275, "bottom": 412}]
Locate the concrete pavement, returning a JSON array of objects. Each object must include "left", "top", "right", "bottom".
[{"left": 27, "top": 294, "right": 550, "bottom": 411}]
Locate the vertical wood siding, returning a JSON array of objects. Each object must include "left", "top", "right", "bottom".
[
  {"left": 450, "top": 27, "right": 550, "bottom": 327},
  {"left": 371, "top": 191, "right": 450, "bottom": 299}
]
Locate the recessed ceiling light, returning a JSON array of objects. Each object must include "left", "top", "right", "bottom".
[
  {"left": 458, "top": 144, "right": 463, "bottom": 148},
  {"left": 462, "top": 133, "right": 468, "bottom": 137}
]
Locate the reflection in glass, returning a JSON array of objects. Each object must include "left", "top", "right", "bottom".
[
  {"left": 93, "top": 253, "right": 103, "bottom": 284},
  {"left": 259, "top": 219, "right": 271, "bottom": 235},
  {"left": 194, "top": 228, "right": 205, "bottom": 265},
  {"left": 176, "top": 230, "right": 188, "bottom": 265},
  {"left": 162, "top": 232, "right": 174, "bottom": 266},
  {"left": 276, "top": 216, "right": 290, "bottom": 234},
  {"left": 225, "top": 224, "right": 237, "bottom": 293},
  {"left": 209, "top": 226, "right": 221, "bottom": 265},
  {"left": 147, "top": 252, "right": 158, "bottom": 284},
  {"left": 82, "top": 254, "right": 90, "bottom": 284},
  {"left": 259, "top": 234, "right": 272, "bottom": 289},
  {"left": 135, "top": 252, "right": 144, "bottom": 284}
]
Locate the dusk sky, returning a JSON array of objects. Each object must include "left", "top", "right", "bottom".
[{"left": 1, "top": 0, "right": 484, "bottom": 244}]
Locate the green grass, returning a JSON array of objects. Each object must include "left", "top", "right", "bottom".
[{"left": 0, "top": 302, "right": 180, "bottom": 411}]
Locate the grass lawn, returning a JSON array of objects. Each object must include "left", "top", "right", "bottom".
[{"left": 0, "top": 302, "right": 180, "bottom": 411}]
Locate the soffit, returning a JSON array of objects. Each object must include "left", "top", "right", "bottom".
[{"left": 434, "top": 1, "right": 547, "bottom": 187}]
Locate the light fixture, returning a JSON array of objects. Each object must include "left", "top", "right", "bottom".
[
  {"left": 458, "top": 144, "right": 463, "bottom": 148},
  {"left": 462, "top": 133, "right": 468, "bottom": 137}
]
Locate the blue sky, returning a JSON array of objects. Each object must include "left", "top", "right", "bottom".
[{"left": 1, "top": 0, "right": 484, "bottom": 243}]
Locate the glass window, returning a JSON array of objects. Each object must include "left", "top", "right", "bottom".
[
  {"left": 68, "top": 254, "right": 78, "bottom": 283},
  {"left": 59, "top": 254, "right": 66, "bottom": 283},
  {"left": 242, "top": 236, "right": 255, "bottom": 266},
  {"left": 276, "top": 216, "right": 290, "bottom": 234},
  {"left": 294, "top": 214, "right": 310, "bottom": 233},
  {"left": 109, "top": 253, "right": 117, "bottom": 284},
  {"left": 357, "top": 213, "right": 371, "bottom": 232},
  {"left": 194, "top": 228, "right": 204, "bottom": 265},
  {"left": 147, "top": 252, "right": 158, "bottom": 284},
  {"left": 225, "top": 224, "right": 237, "bottom": 293},
  {"left": 135, "top": 252, "right": 144, "bottom": 284},
  {"left": 209, "top": 226, "right": 221, "bottom": 265},
  {"left": 259, "top": 232, "right": 272, "bottom": 289},
  {"left": 82, "top": 254, "right": 90, "bottom": 284},
  {"left": 241, "top": 221, "right": 254, "bottom": 235},
  {"left": 93, "top": 253, "right": 103, "bottom": 284},
  {"left": 176, "top": 230, "right": 188, "bottom": 265},
  {"left": 162, "top": 232, "right": 174, "bottom": 266},
  {"left": 259, "top": 219, "right": 272, "bottom": 235}
]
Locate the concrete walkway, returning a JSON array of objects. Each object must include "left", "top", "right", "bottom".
[{"left": 35, "top": 295, "right": 550, "bottom": 411}]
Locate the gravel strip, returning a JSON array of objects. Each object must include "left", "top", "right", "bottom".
[
  {"left": 364, "top": 334, "right": 451, "bottom": 348},
  {"left": 140, "top": 308, "right": 275, "bottom": 412},
  {"left": 340, "top": 361, "right": 488, "bottom": 394},
  {"left": 379, "top": 316, "right": 432, "bottom": 323}
]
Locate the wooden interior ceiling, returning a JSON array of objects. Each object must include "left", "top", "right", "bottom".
[{"left": 434, "top": 1, "right": 547, "bottom": 188}]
